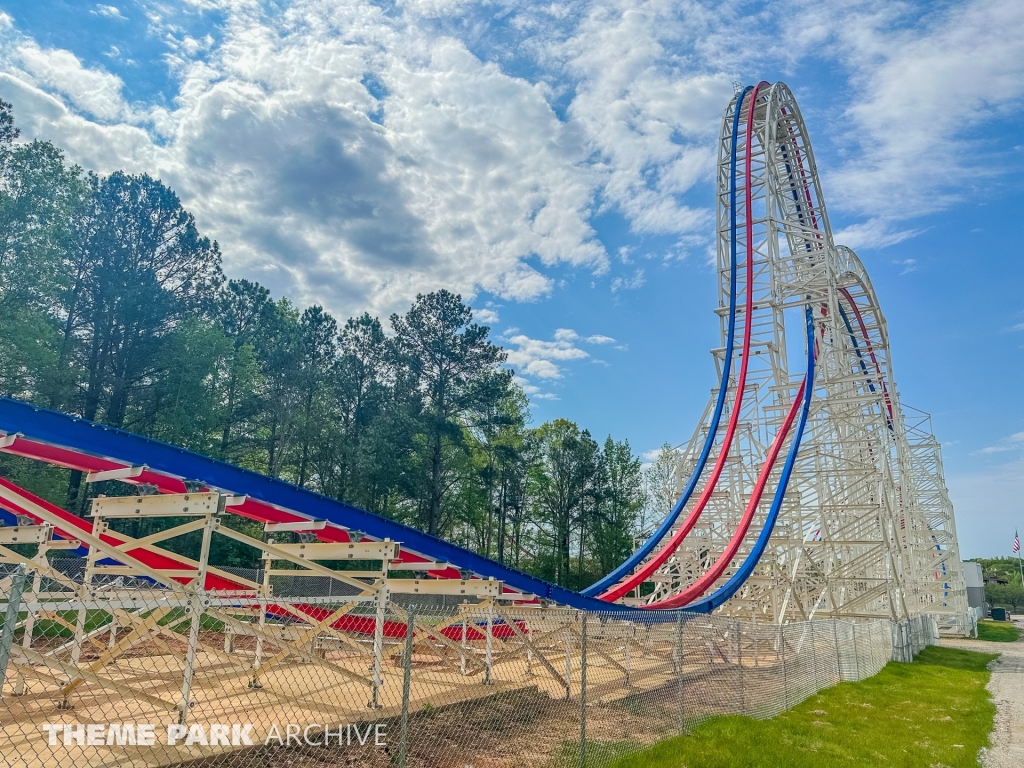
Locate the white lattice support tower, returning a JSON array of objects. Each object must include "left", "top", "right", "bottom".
[{"left": 615, "top": 82, "right": 968, "bottom": 631}]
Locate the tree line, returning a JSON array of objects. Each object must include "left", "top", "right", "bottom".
[
  {"left": 973, "top": 558, "right": 1024, "bottom": 612},
  {"left": 0, "top": 100, "right": 678, "bottom": 589}
]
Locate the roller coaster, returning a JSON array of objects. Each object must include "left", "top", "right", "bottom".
[{"left": 0, "top": 81, "right": 968, "bottom": 632}]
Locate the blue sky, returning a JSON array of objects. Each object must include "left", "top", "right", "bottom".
[{"left": 0, "top": 0, "right": 1022, "bottom": 558}]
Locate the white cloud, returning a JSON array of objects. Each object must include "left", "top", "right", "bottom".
[
  {"left": 832, "top": 220, "right": 921, "bottom": 251},
  {"left": 611, "top": 268, "right": 645, "bottom": 292},
  {"left": 819, "top": 0, "right": 1024, "bottom": 245},
  {"left": 9, "top": 41, "right": 132, "bottom": 122},
  {"left": 503, "top": 325, "right": 593, "bottom": 382},
  {"left": 0, "top": 2, "right": 611, "bottom": 318},
  {"left": 472, "top": 308, "right": 499, "bottom": 325},
  {"left": 0, "top": 0, "right": 751, "bottom": 319},
  {"left": 503, "top": 327, "right": 619, "bottom": 401},
  {"left": 894, "top": 258, "right": 917, "bottom": 276},
  {"left": 92, "top": 5, "right": 126, "bottom": 20},
  {"left": 975, "top": 431, "right": 1024, "bottom": 455},
  {"left": 505, "top": 328, "right": 589, "bottom": 380},
  {"left": 2, "top": 0, "right": 1023, "bottom": 321}
]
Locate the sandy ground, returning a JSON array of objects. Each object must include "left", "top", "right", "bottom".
[{"left": 941, "top": 619, "right": 1024, "bottom": 768}]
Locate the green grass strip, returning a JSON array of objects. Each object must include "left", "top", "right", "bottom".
[
  {"left": 600, "top": 646, "right": 997, "bottom": 768},
  {"left": 976, "top": 619, "right": 1019, "bottom": 642}
]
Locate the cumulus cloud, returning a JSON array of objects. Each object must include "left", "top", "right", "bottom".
[
  {"left": 817, "top": 0, "right": 1024, "bottom": 244},
  {"left": 2, "top": 0, "right": 1023, "bottom": 325},
  {"left": 502, "top": 325, "right": 620, "bottom": 399},
  {"left": 0, "top": 0, "right": 743, "bottom": 319},
  {"left": 504, "top": 328, "right": 590, "bottom": 380},
  {"left": 473, "top": 308, "right": 500, "bottom": 325},
  {"left": 9, "top": 41, "right": 132, "bottom": 122},
  {"left": 0, "top": 2, "right": 617, "bottom": 318}
]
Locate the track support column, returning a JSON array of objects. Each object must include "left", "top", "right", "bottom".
[
  {"left": 15, "top": 554, "right": 45, "bottom": 695},
  {"left": 0, "top": 563, "right": 27, "bottom": 700},
  {"left": 369, "top": 580, "right": 388, "bottom": 708},
  {"left": 178, "top": 510, "right": 215, "bottom": 724}
]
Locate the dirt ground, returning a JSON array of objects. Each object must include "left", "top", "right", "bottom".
[{"left": 941, "top": 619, "right": 1024, "bottom": 768}]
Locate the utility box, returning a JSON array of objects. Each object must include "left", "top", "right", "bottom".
[{"left": 991, "top": 607, "right": 1008, "bottom": 622}]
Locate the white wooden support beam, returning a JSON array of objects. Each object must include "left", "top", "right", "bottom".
[
  {"left": 263, "top": 541, "right": 400, "bottom": 561},
  {"left": 85, "top": 465, "right": 147, "bottom": 483},
  {"left": 266, "top": 569, "right": 379, "bottom": 578},
  {"left": 90, "top": 492, "right": 219, "bottom": 518},
  {"left": 387, "top": 561, "right": 449, "bottom": 571},
  {"left": 262, "top": 519, "right": 326, "bottom": 532},
  {"left": 497, "top": 592, "right": 535, "bottom": 601},
  {"left": 388, "top": 577, "right": 503, "bottom": 597},
  {"left": 0, "top": 526, "right": 50, "bottom": 545},
  {"left": 45, "top": 538, "right": 82, "bottom": 550}
]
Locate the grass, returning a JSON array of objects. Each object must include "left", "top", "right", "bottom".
[
  {"left": 602, "top": 646, "right": 997, "bottom": 768},
  {"left": 976, "top": 619, "right": 1020, "bottom": 642}
]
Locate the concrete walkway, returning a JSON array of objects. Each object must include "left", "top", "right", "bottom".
[{"left": 941, "top": 619, "right": 1024, "bottom": 768}]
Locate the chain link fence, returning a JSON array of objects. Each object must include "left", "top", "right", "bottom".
[{"left": 0, "top": 560, "right": 937, "bottom": 768}]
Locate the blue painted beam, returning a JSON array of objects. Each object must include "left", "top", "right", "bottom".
[{"left": 0, "top": 396, "right": 679, "bottom": 618}]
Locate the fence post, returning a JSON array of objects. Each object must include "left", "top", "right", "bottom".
[
  {"left": 832, "top": 620, "right": 841, "bottom": 682},
  {"left": 735, "top": 619, "right": 744, "bottom": 713},
  {"left": 808, "top": 621, "right": 821, "bottom": 692},
  {"left": 580, "top": 613, "right": 587, "bottom": 768},
  {"left": 676, "top": 612, "right": 685, "bottom": 734},
  {"left": 460, "top": 603, "right": 468, "bottom": 677},
  {"left": 369, "top": 581, "right": 387, "bottom": 708},
  {"left": 564, "top": 627, "right": 573, "bottom": 701},
  {"left": 0, "top": 564, "right": 27, "bottom": 699},
  {"left": 485, "top": 601, "right": 493, "bottom": 686},
  {"left": 526, "top": 619, "right": 534, "bottom": 676},
  {"left": 624, "top": 625, "right": 632, "bottom": 688},
  {"left": 779, "top": 625, "right": 789, "bottom": 709},
  {"left": 851, "top": 623, "right": 861, "bottom": 679},
  {"left": 397, "top": 605, "right": 416, "bottom": 768}
]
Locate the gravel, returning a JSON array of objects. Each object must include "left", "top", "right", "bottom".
[{"left": 941, "top": 619, "right": 1024, "bottom": 768}]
